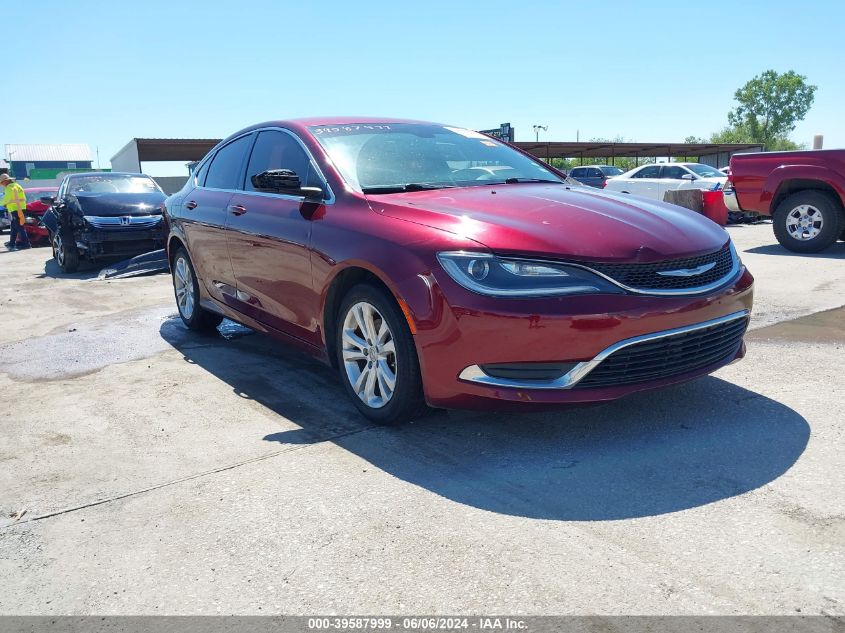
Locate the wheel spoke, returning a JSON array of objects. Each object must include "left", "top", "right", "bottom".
[
  {"left": 352, "top": 304, "right": 370, "bottom": 340},
  {"left": 377, "top": 359, "right": 396, "bottom": 390},
  {"left": 343, "top": 329, "right": 368, "bottom": 351},
  {"left": 376, "top": 319, "right": 390, "bottom": 345},
  {"left": 376, "top": 367, "right": 393, "bottom": 400},
  {"left": 364, "top": 365, "right": 378, "bottom": 402},
  {"left": 380, "top": 339, "right": 395, "bottom": 356},
  {"left": 353, "top": 367, "right": 368, "bottom": 395},
  {"left": 342, "top": 348, "right": 368, "bottom": 362},
  {"left": 362, "top": 303, "right": 378, "bottom": 341}
]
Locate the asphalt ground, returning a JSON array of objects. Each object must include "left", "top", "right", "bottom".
[{"left": 0, "top": 223, "right": 843, "bottom": 615}]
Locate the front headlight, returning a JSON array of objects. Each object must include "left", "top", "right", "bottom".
[{"left": 436, "top": 251, "right": 623, "bottom": 297}]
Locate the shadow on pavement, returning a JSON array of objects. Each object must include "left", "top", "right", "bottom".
[
  {"left": 36, "top": 256, "right": 100, "bottom": 280},
  {"left": 160, "top": 317, "right": 809, "bottom": 521},
  {"left": 744, "top": 242, "right": 845, "bottom": 259}
]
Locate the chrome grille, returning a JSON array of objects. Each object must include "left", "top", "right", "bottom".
[
  {"left": 83, "top": 215, "right": 162, "bottom": 229},
  {"left": 584, "top": 244, "right": 735, "bottom": 291}
]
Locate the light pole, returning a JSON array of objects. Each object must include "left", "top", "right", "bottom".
[
  {"left": 5, "top": 150, "right": 14, "bottom": 178},
  {"left": 533, "top": 125, "right": 548, "bottom": 142}
]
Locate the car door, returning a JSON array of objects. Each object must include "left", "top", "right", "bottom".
[
  {"left": 225, "top": 128, "right": 325, "bottom": 345},
  {"left": 585, "top": 167, "right": 604, "bottom": 188},
  {"left": 658, "top": 164, "right": 690, "bottom": 199},
  {"left": 180, "top": 133, "right": 254, "bottom": 304},
  {"left": 625, "top": 165, "right": 662, "bottom": 198}
]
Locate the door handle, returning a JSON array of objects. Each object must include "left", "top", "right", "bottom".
[
  {"left": 184, "top": 200, "right": 197, "bottom": 210},
  {"left": 228, "top": 204, "right": 247, "bottom": 216}
]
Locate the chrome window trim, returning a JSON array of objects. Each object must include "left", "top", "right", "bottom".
[
  {"left": 194, "top": 127, "right": 335, "bottom": 205},
  {"left": 458, "top": 309, "right": 750, "bottom": 390}
]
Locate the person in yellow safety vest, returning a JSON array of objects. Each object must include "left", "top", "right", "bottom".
[{"left": 0, "top": 173, "right": 31, "bottom": 250}]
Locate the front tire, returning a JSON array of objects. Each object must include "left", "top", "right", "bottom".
[
  {"left": 772, "top": 190, "right": 845, "bottom": 253},
  {"left": 172, "top": 248, "right": 223, "bottom": 332},
  {"left": 52, "top": 231, "right": 79, "bottom": 273},
  {"left": 335, "top": 284, "right": 427, "bottom": 425}
]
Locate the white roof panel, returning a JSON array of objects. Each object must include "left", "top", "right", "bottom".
[{"left": 5, "top": 143, "right": 92, "bottom": 162}]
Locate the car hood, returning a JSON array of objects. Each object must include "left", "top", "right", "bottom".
[
  {"left": 69, "top": 192, "right": 166, "bottom": 217},
  {"left": 368, "top": 184, "right": 729, "bottom": 262}
]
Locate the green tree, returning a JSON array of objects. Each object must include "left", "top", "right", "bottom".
[
  {"left": 709, "top": 124, "right": 803, "bottom": 151},
  {"left": 727, "top": 70, "right": 816, "bottom": 148}
]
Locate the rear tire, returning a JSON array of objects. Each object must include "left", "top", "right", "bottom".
[
  {"left": 335, "top": 283, "right": 427, "bottom": 425},
  {"left": 172, "top": 248, "right": 223, "bottom": 332},
  {"left": 772, "top": 190, "right": 844, "bottom": 253},
  {"left": 52, "top": 230, "right": 79, "bottom": 273}
]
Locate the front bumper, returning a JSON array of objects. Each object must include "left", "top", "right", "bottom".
[
  {"left": 412, "top": 267, "right": 754, "bottom": 409},
  {"left": 722, "top": 187, "right": 740, "bottom": 212},
  {"left": 77, "top": 226, "right": 166, "bottom": 256}
]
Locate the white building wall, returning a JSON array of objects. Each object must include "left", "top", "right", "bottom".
[{"left": 110, "top": 140, "right": 142, "bottom": 173}]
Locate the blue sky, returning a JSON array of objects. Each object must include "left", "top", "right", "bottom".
[{"left": 11, "top": 0, "right": 844, "bottom": 175}]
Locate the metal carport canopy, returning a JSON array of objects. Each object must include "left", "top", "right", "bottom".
[
  {"left": 513, "top": 141, "right": 764, "bottom": 159},
  {"left": 129, "top": 138, "right": 221, "bottom": 162}
]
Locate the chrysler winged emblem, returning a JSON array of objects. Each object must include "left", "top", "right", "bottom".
[{"left": 656, "top": 262, "right": 716, "bottom": 277}]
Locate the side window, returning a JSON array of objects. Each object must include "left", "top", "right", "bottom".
[
  {"left": 570, "top": 168, "right": 583, "bottom": 178},
  {"left": 204, "top": 134, "right": 254, "bottom": 190},
  {"left": 194, "top": 159, "right": 211, "bottom": 187},
  {"left": 587, "top": 168, "right": 603, "bottom": 178},
  {"left": 244, "top": 130, "right": 319, "bottom": 193},
  {"left": 632, "top": 165, "right": 661, "bottom": 179},
  {"left": 661, "top": 166, "right": 687, "bottom": 179}
]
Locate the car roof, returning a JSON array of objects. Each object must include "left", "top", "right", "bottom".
[
  {"left": 23, "top": 186, "right": 58, "bottom": 192},
  {"left": 66, "top": 171, "right": 148, "bottom": 179},
  {"left": 286, "top": 116, "right": 435, "bottom": 126}
]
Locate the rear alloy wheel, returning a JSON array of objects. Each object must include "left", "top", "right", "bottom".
[
  {"left": 52, "top": 231, "right": 79, "bottom": 273},
  {"left": 336, "top": 284, "right": 427, "bottom": 424},
  {"left": 772, "top": 190, "right": 845, "bottom": 253},
  {"left": 172, "top": 248, "right": 223, "bottom": 332}
]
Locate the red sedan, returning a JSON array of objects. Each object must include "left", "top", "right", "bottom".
[
  {"left": 165, "top": 118, "right": 754, "bottom": 424},
  {"left": 23, "top": 187, "right": 58, "bottom": 245}
]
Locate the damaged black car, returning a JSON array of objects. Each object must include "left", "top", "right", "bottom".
[{"left": 41, "top": 172, "right": 167, "bottom": 273}]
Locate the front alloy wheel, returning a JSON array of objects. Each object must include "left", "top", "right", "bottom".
[
  {"left": 342, "top": 301, "right": 397, "bottom": 408},
  {"left": 52, "top": 231, "right": 79, "bottom": 273},
  {"left": 335, "top": 284, "right": 427, "bottom": 424}
]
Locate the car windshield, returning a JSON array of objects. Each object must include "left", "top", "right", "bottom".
[
  {"left": 68, "top": 175, "right": 162, "bottom": 194},
  {"left": 684, "top": 164, "right": 725, "bottom": 178},
  {"left": 309, "top": 123, "right": 564, "bottom": 193},
  {"left": 25, "top": 190, "right": 55, "bottom": 204},
  {"left": 601, "top": 167, "right": 624, "bottom": 176}
]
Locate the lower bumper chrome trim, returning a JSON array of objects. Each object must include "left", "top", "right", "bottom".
[{"left": 458, "top": 309, "right": 750, "bottom": 390}]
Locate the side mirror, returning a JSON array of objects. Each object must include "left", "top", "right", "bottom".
[
  {"left": 681, "top": 174, "right": 696, "bottom": 181},
  {"left": 40, "top": 196, "right": 56, "bottom": 205},
  {"left": 251, "top": 169, "right": 301, "bottom": 193}
]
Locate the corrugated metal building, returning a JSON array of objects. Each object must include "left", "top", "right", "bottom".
[{"left": 4, "top": 144, "right": 93, "bottom": 178}]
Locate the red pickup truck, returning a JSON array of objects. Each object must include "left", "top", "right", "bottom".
[{"left": 725, "top": 149, "right": 845, "bottom": 253}]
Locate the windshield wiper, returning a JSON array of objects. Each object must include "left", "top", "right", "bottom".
[
  {"left": 503, "top": 178, "right": 563, "bottom": 184},
  {"left": 362, "top": 183, "right": 456, "bottom": 194}
]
